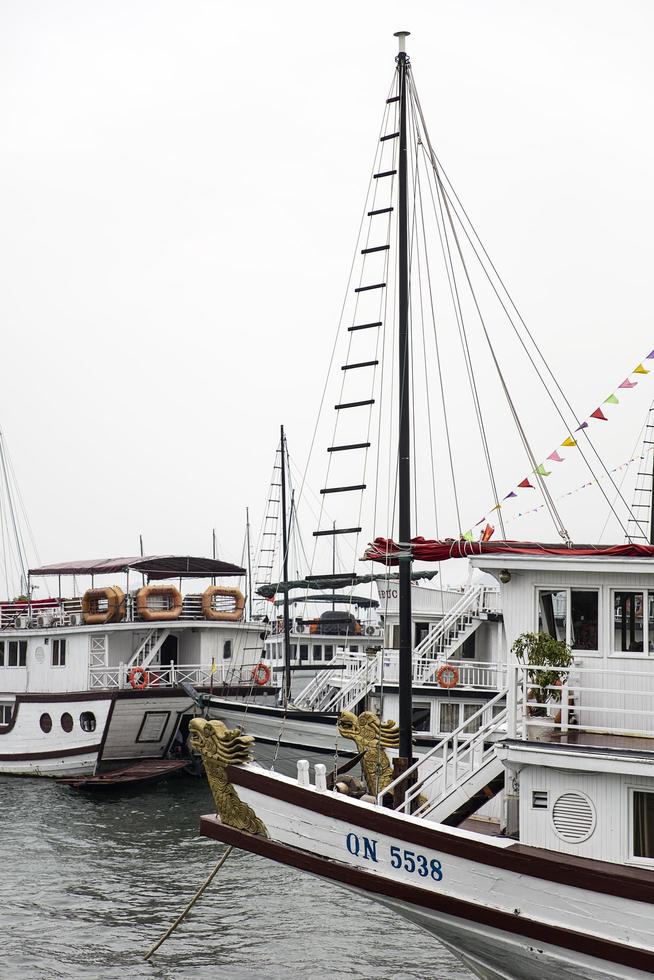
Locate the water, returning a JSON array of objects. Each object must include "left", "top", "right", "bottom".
[{"left": 0, "top": 775, "right": 473, "bottom": 979}]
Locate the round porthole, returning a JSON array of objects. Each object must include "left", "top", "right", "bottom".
[
  {"left": 551, "top": 791, "right": 596, "bottom": 843},
  {"left": 60, "top": 712, "right": 73, "bottom": 733},
  {"left": 39, "top": 713, "right": 52, "bottom": 733},
  {"left": 79, "top": 711, "right": 96, "bottom": 733}
]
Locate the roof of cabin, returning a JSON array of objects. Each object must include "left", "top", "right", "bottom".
[{"left": 28, "top": 555, "right": 245, "bottom": 579}]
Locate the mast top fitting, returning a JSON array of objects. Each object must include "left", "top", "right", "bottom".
[{"left": 393, "top": 30, "right": 410, "bottom": 53}]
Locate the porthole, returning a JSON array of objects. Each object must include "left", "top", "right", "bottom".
[
  {"left": 80, "top": 711, "right": 96, "bottom": 733},
  {"left": 61, "top": 712, "right": 73, "bottom": 733},
  {"left": 39, "top": 712, "right": 52, "bottom": 733},
  {"left": 551, "top": 791, "right": 596, "bottom": 843}
]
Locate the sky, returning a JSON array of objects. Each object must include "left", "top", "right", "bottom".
[{"left": 1, "top": 1, "right": 654, "bottom": 593}]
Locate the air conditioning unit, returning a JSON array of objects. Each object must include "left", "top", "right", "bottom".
[
  {"left": 14, "top": 615, "right": 28, "bottom": 629},
  {"left": 295, "top": 621, "right": 305, "bottom": 633},
  {"left": 68, "top": 613, "right": 82, "bottom": 626},
  {"left": 365, "top": 625, "right": 377, "bottom": 636},
  {"left": 35, "top": 614, "right": 50, "bottom": 629}
]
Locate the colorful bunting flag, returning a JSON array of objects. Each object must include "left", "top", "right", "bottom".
[
  {"left": 575, "top": 422, "right": 589, "bottom": 431},
  {"left": 503, "top": 491, "right": 517, "bottom": 499},
  {"left": 490, "top": 503, "right": 502, "bottom": 512},
  {"left": 648, "top": 350, "right": 654, "bottom": 359},
  {"left": 534, "top": 464, "right": 551, "bottom": 476},
  {"left": 462, "top": 530, "right": 474, "bottom": 542},
  {"left": 481, "top": 524, "right": 494, "bottom": 542},
  {"left": 604, "top": 394, "right": 619, "bottom": 405},
  {"left": 518, "top": 478, "right": 534, "bottom": 489},
  {"left": 561, "top": 436, "right": 577, "bottom": 447},
  {"left": 619, "top": 378, "right": 637, "bottom": 389},
  {"left": 547, "top": 451, "right": 564, "bottom": 462},
  {"left": 634, "top": 364, "right": 650, "bottom": 374},
  {"left": 590, "top": 408, "right": 607, "bottom": 421}
]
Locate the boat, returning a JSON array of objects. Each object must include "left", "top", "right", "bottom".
[
  {"left": 193, "top": 31, "right": 654, "bottom": 979},
  {"left": 0, "top": 553, "right": 277, "bottom": 776}
]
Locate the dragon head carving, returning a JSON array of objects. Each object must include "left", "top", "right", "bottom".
[{"left": 337, "top": 710, "right": 400, "bottom": 796}]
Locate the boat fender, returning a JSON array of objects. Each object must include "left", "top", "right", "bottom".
[
  {"left": 128, "top": 666, "right": 150, "bottom": 690},
  {"left": 251, "top": 662, "right": 271, "bottom": 686},
  {"left": 436, "top": 663, "right": 459, "bottom": 689}
]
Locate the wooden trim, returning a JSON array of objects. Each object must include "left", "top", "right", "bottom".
[
  {"left": 96, "top": 696, "right": 116, "bottom": 764},
  {"left": 0, "top": 743, "right": 102, "bottom": 761},
  {"left": 227, "top": 766, "right": 654, "bottom": 904},
  {"left": 135, "top": 710, "right": 171, "bottom": 744},
  {"left": 200, "top": 816, "right": 654, "bottom": 975}
]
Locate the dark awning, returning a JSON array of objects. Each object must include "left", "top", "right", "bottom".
[{"left": 29, "top": 555, "right": 245, "bottom": 579}]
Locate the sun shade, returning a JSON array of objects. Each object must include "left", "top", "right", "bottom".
[{"left": 29, "top": 555, "right": 245, "bottom": 579}]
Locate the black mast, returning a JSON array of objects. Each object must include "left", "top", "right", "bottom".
[
  {"left": 395, "top": 31, "right": 413, "bottom": 764},
  {"left": 280, "top": 424, "right": 292, "bottom": 704}
]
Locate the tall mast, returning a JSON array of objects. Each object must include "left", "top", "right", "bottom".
[
  {"left": 395, "top": 30, "right": 414, "bottom": 764},
  {"left": 245, "top": 507, "right": 253, "bottom": 619},
  {"left": 280, "top": 424, "right": 292, "bottom": 704}
]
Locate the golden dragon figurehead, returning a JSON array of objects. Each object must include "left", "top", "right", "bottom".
[{"left": 337, "top": 710, "right": 400, "bottom": 795}]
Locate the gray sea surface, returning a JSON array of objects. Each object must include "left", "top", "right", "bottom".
[{"left": 0, "top": 774, "right": 474, "bottom": 979}]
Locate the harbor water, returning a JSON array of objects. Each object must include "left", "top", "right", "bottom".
[{"left": 1, "top": 774, "right": 474, "bottom": 979}]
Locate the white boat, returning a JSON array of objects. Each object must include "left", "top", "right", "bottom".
[
  {"left": 0, "top": 553, "right": 276, "bottom": 776},
  {"left": 192, "top": 30, "right": 654, "bottom": 980}
]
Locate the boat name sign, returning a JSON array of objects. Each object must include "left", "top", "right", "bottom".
[{"left": 345, "top": 832, "right": 444, "bottom": 880}]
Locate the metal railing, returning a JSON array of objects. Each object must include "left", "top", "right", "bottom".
[
  {"left": 412, "top": 585, "right": 500, "bottom": 662},
  {"left": 88, "top": 661, "right": 271, "bottom": 691}
]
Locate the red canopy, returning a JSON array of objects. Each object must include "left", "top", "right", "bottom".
[{"left": 362, "top": 537, "right": 654, "bottom": 565}]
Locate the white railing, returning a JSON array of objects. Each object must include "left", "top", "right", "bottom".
[
  {"left": 411, "top": 657, "right": 504, "bottom": 690},
  {"left": 88, "top": 661, "right": 272, "bottom": 691},
  {"left": 294, "top": 654, "right": 369, "bottom": 711},
  {"left": 412, "top": 584, "right": 498, "bottom": 662}
]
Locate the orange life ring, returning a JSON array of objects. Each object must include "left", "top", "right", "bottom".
[
  {"left": 251, "top": 662, "right": 271, "bottom": 686},
  {"left": 436, "top": 663, "right": 459, "bottom": 689},
  {"left": 136, "top": 584, "right": 183, "bottom": 622},
  {"left": 82, "top": 587, "right": 126, "bottom": 625},
  {"left": 128, "top": 666, "right": 150, "bottom": 690},
  {"left": 201, "top": 586, "right": 245, "bottom": 622}
]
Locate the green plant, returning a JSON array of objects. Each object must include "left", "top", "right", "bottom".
[{"left": 512, "top": 631, "right": 573, "bottom": 717}]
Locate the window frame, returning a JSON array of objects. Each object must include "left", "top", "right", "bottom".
[
  {"left": 412, "top": 701, "right": 432, "bottom": 733},
  {"left": 534, "top": 586, "right": 601, "bottom": 657},
  {"left": 610, "top": 590, "right": 654, "bottom": 660},
  {"left": 52, "top": 638, "right": 66, "bottom": 667},
  {"left": 628, "top": 787, "right": 654, "bottom": 867}
]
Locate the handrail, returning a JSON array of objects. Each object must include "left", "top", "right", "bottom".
[{"left": 412, "top": 584, "right": 486, "bottom": 660}]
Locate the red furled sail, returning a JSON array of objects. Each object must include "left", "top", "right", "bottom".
[{"left": 363, "top": 537, "right": 654, "bottom": 565}]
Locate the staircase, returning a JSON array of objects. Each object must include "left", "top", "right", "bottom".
[
  {"left": 380, "top": 687, "right": 509, "bottom": 825},
  {"left": 294, "top": 654, "right": 372, "bottom": 712},
  {"left": 412, "top": 584, "right": 498, "bottom": 663},
  {"left": 127, "top": 628, "right": 171, "bottom": 670}
]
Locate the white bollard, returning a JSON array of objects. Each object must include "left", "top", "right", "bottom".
[
  {"left": 314, "top": 763, "right": 327, "bottom": 792},
  {"left": 297, "top": 759, "right": 310, "bottom": 787}
]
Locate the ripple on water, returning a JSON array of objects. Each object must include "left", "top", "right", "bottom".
[{"left": 0, "top": 776, "right": 473, "bottom": 979}]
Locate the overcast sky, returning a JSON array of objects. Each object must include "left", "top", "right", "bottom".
[{"left": 1, "top": 1, "right": 654, "bottom": 591}]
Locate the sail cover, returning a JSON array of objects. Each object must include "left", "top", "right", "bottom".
[
  {"left": 29, "top": 555, "right": 245, "bottom": 579},
  {"left": 256, "top": 569, "right": 439, "bottom": 599},
  {"left": 363, "top": 537, "right": 654, "bottom": 564}
]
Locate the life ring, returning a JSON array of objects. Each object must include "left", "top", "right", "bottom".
[
  {"left": 136, "top": 585, "right": 183, "bottom": 622},
  {"left": 251, "top": 662, "right": 271, "bottom": 686},
  {"left": 82, "top": 587, "right": 126, "bottom": 625},
  {"left": 201, "top": 586, "right": 245, "bottom": 622},
  {"left": 436, "top": 663, "right": 459, "bottom": 689},
  {"left": 128, "top": 666, "right": 150, "bottom": 690}
]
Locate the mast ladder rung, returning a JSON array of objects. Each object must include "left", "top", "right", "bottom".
[
  {"left": 335, "top": 399, "right": 375, "bottom": 409},
  {"left": 258, "top": 565, "right": 274, "bottom": 569},
  {"left": 631, "top": 504, "right": 649, "bottom": 509},
  {"left": 341, "top": 360, "right": 379, "bottom": 371},
  {"left": 320, "top": 485, "right": 366, "bottom": 494},
  {"left": 313, "top": 527, "right": 362, "bottom": 536},
  {"left": 260, "top": 549, "right": 275, "bottom": 552},
  {"left": 328, "top": 442, "right": 371, "bottom": 452},
  {"left": 306, "top": 572, "right": 355, "bottom": 581},
  {"left": 361, "top": 245, "right": 389, "bottom": 254},
  {"left": 348, "top": 321, "right": 382, "bottom": 332},
  {"left": 373, "top": 170, "right": 397, "bottom": 179},
  {"left": 380, "top": 132, "right": 400, "bottom": 141},
  {"left": 635, "top": 472, "right": 654, "bottom": 477},
  {"left": 386, "top": 96, "right": 400, "bottom": 104},
  {"left": 368, "top": 207, "right": 393, "bottom": 216},
  {"left": 354, "top": 283, "right": 386, "bottom": 293}
]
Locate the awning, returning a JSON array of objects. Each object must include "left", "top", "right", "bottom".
[
  {"left": 362, "top": 537, "right": 654, "bottom": 564},
  {"left": 29, "top": 555, "right": 245, "bottom": 579}
]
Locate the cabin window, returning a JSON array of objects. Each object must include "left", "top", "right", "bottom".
[
  {"left": 324, "top": 645, "right": 334, "bottom": 661},
  {"left": 3, "top": 640, "right": 27, "bottom": 667},
  {"left": 39, "top": 713, "right": 52, "bottom": 733},
  {"left": 415, "top": 622, "right": 430, "bottom": 646},
  {"left": 439, "top": 702, "right": 459, "bottom": 733},
  {"left": 80, "top": 711, "right": 96, "bottom": 733},
  {"left": 314, "top": 645, "right": 323, "bottom": 661},
  {"left": 0, "top": 702, "right": 13, "bottom": 725},
  {"left": 52, "top": 638, "right": 66, "bottom": 667},
  {"left": 633, "top": 791, "right": 654, "bottom": 859},
  {"left": 223, "top": 640, "right": 232, "bottom": 660},
  {"left": 290, "top": 644, "right": 297, "bottom": 661},
  {"left": 60, "top": 712, "right": 74, "bottom": 733},
  {"left": 300, "top": 644, "right": 309, "bottom": 662},
  {"left": 537, "top": 589, "right": 599, "bottom": 652},
  {"left": 613, "top": 592, "right": 654, "bottom": 654},
  {"left": 461, "top": 634, "right": 476, "bottom": 659},
  {"left": 412, "top": 703, "right": 431, "bottom": 732},
  {"left": 463, "top": 703, "right": 482, "bottom": 734},
  {"left": 349, "top": 645, "right": 359, "bottom": 653}
]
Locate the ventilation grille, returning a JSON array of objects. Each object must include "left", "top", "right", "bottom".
[
  {"left": 552, "top": 792, "right": 596, "bottom": 842},
  {"left": 532, "top": 790, "right": 548, "bottom": 810}
]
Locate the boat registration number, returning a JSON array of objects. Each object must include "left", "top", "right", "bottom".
[{"left": 345, "top": 832, "right": 443, "bottom": 880}]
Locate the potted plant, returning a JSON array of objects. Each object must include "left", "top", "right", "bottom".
[{"left": 511, "top": 631, "right": 573, "bottom": 737}]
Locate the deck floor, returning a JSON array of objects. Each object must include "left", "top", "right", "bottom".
[{"left": 543, "top": 730, "right": 654, "bottom": 753}]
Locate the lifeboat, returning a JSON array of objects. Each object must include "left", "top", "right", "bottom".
[
  {"left": 82, "top": 586, "right": 126, "bottom": 625},
  {"left": 136, "top": 584, "right": 183, "bottom": 622},
  {"left": 202, "top": 586, "right": 245, "bottom": 622}
]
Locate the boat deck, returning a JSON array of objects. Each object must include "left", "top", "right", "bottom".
[
  {"left": 543, "top": 730, "right": 654, "bottom": 753},
  {"left": 56, "top": 758, "right": 190, "bottom": 789}
]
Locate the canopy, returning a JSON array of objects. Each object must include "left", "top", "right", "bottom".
[
  {"left": 256, "top": 569, "right": 438, "bottom": 598},
  {"left": 363, "top": 537, "right": 654, "bottom": 564},
  {"left": 29, "top": 555, "right": 245, "bottom": 580}
]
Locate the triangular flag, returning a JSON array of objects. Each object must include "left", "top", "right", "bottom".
[
  {"left": 634, "top": 364, "right": 650, "bottom": 374},
  {"left": 590, "top": 408, "right": 607, "bottom": 421},
  {"left": 647, "top": 350, "right": 654, "bottom": 359},
  {"left": 462, "top": 530, "right": 474, "bottom": 542},
  {"left": 475, "top": 518, "right": 486, "bottom": 526},
  {"left": 604, "top": 394, "right": 619, "bottom": 405},
  {"left": 490, "top": 503, "right": 502, "bottom": 512},
  {"left": 481, "top": 523, "right": 494, "bottom": 543},
  {"left": 534, "top": 464, "right": 552, "bottom": 476},
  {"left": 575, "top": 422, "right": 588, "bottom": 431},
  {"left": 561, "top": 436, "right": 577, "bottom": 447},
  {"left": 518, "top": 478, "right": 534, "bottom": 489},
  {"left": 547, "top": 450, "right": 564, "bottom": 462},
  {"left": 503, "top": 491, "right": 517, "bottom": 499},
  {"left": 619, "top": 378, "right": 637, "bottom": 389}
]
